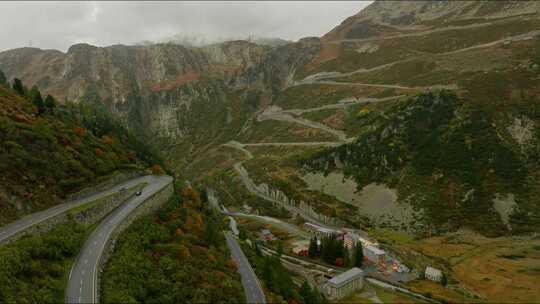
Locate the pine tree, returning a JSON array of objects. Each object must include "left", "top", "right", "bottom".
[
  {"left": 262, "top": 256, "right": 274, "bottom": 290},
  {"left": 441, "top": 273, "right": 448, "bottom": 286},
  {"left": 354, "top": 242, "right": 364, "bottom": 267},
  {"left": 299, "top": 281, "right": 312, "bottom": 304},
  {"left": 12, "top": 78, "right": 25, "bottom": 96},
  {"left": 44, "top": 95, "right": 56, "bottom": 114},
  {"left": 343, "top": 245, "right": 351, "bottom": 267},
  {"left": 308, "top": 237, "right": 318, "bottom": 258},
  {"left": 29, "top": 86, "right": 45, "bottom": 114},
  {"left": 238, "top": 229, "right": 247, "bottom": 240},
  {"left": 254, "top": 241, "right": 262, "bottom": 256},
  {"left": 277, "top": 241, "right": 283, "bottom": 257},
  {"left": 0, "top": 69, "right": 6, "bottom": 86}
]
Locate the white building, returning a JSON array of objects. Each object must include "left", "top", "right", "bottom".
[
  {"left": 324, "top": 267, "right": 364, "bottom": 300},
  {"left": 364, "top": 245, "right": 385, "bottom": 264},
  {"left": 425, "top": 266, "right": 443, "bottom": 282}
]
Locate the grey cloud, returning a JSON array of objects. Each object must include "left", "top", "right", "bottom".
[{"left": 0, "top": 1, "right": 371, "bottom": 52}]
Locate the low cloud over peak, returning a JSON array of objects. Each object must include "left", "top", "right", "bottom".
[{"left": 0, "top": 1, "right": 371, "bottom": 52}]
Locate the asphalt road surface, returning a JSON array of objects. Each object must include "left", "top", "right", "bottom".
[
  {"left": 224, "top": 231, "right": 266, "bottom": 304},
  {"left": 0, "top": 175, "right": 154, "bottom": 245},
  {"left": 65, "top": 175, "right": 172, "bottom": 304}
]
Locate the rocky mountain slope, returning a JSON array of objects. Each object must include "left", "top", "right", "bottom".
[
  {"left": 0, "top": 40, "right": 320, "bottom": 176},
  {"left": 0, "top": 1, "right": 538, "bottom": 237},
  {"left": 324, "top": 0, "right": 540, "bottom": 41}
]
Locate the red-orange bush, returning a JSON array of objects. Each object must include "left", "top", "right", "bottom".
[
  {"left": 151, "top": 164, "right": 165, "bottom": 175},
  {"left": 73, "top": 126, "right": 86, "bottom": 138},
  {"left": 95, "top": 148, "right": 104, "bottom": 157}
]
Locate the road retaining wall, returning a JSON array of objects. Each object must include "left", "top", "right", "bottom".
[
  {"left": 0, "top": 185, "right": 143, "bottom": 246},
  {"left": 67, "top": 170, "right": 144, "bottom": 201}
]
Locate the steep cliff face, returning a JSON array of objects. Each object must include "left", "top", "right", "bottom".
[{"left": 0, "top": 40, "right": 319, "bottom": 173}]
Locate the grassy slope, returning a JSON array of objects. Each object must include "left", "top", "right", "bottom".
[{"left": 306, "top": 90, "right": 539, "bottom": 235}]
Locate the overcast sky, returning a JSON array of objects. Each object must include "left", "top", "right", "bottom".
[{"left": 0, "top": 1, "right": 371, "bottom": 52}]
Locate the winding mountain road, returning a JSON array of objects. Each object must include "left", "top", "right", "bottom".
[
  {"left": 0, "top": 175, "right": 151, "bottom": 245},
  {"left": 65, "top": 175, "right": 173, "bottom": 304},
  {"left": 224, "top": 232, "right": 267, "bottom": 304}
]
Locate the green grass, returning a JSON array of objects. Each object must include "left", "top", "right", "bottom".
[
  {"left": 389, "top": 18, "right": 540, "bottom": 55},
  {"left": 237, "top": 119, "right": 336, "bottom": 143},
  {"left": 369, "top": 228, "right": 415, "bottom": 245}
]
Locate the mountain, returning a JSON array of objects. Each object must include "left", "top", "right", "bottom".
[
  {"left": 324, "top": 0, "right": 540, "bottom": 41},
  {"left": 1, "top": 1, "right": 540, "bottom": 303},
  {"left": 0, "top": 0, "right": 538, "bottom": 236},
  {"left": 0, "top": 40, "right": 320, "bottom": 176}
]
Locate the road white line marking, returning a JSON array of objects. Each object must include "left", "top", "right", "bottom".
[{"left": 82, "top": 270, "right": 85, "bottom": 275}]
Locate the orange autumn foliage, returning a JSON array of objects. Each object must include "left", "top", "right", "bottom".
[
  {"left": 73, "top": 126, "right": 87, "bottom": 138},
  {"left": 151, "top": 164, "right": 165, "bottom": 175},
  {"left": 95, "top": 148, "right": 104, "bottom": 157},
  {"left": 181, "top": 187, "right": 201, "bottom": 208},
  {"left": 178, "top": 245, "right": 191, "bottom": 261},
  {"left": 102, "top": 135, "right": 114, "bottom": 146},
  {"left": 226, "top": 259, "right": 237, "bottom": 269},
  {"left": 184, "top": 212, "right": 205, "bottom": 236}
]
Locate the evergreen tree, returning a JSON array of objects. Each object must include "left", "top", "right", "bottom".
[
  {"left": 308, "top": 237, "right": 318, "bottom": 258},
  {"left": 299, "top": 281, "right": 312, "bottom": 304},
  {"left": 12, "top": 78, "right": 25, "bottom": 96},
  {"left": 354, "top": 242, "right": 364, "bottom": 267},
  {"left": 262, "top": 256, "right": 274, "bottom": 290},
  {"left": 238, "top": 228, "right": 247, "bottom": 240},
  {"left": 343, "top": 246, "right": 351, "bottom": 267},
  {"left": 30, "top": 85, "right": 45, "bottom": 114},
  {"left": 254, "top": 241, "right": 262, "bottom": 257},
  {"left": 0, "top": 69, "right": 6, "bottom": 87},
  {"left": 277, "top": 241, "right": 283, "bottom": 257},
  {"left": 44, "top": 95, "right": 56, "bottom": 114},
  {"left": 441, "top": 273, "right": 448, "bottom": 286}
]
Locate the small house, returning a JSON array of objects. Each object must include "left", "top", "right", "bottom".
[
  {"left": 260, "top": 229, "right": 276, "bottom": 242},
  {"left": 425, "top": 266, "right": 443, "bottom": 282}
]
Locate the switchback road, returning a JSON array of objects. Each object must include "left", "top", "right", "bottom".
[{"left": 65, "top": 175, "right": 173, "bottom": 304}]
